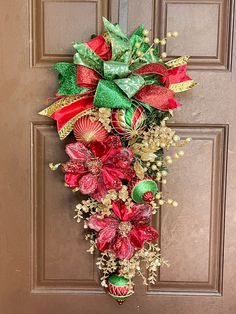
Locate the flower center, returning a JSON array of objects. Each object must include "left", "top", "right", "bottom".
[
  {"left": 118, "top": 221, "right": 132, "bottom": 237},
  {"left": 86, "top": 158, "right": 102, "bottom": 175}
]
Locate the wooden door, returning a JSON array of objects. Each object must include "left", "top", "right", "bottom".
[{"left": 0, "top": 0, "right": 235, "bottom": 313}]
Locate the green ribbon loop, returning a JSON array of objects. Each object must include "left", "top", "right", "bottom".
[
  {"left": 94, "top": 80, "right": 132, "bottom": 109},
  {"left": 103, "top": 17, "right": 131, "bottom": 63},
  {"left": 114, "top": 74, "right": 145, "bottom": 98},
  {"left": 73, "top": 42, "right": 104, "bottom": 75},
  {"left": 53, "top": 62, "right": 88, "bottom": 96},
  {"left": 103, "top": 61, "right": 131, "bottom": 80}
]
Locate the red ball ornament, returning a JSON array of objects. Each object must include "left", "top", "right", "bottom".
[{"left": 73, "top": 116, "right": 108, "bottom": 144}]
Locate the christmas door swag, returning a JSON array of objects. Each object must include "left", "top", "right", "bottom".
[{"left": 39, "top": 18, "right": 197, "bottom": 304}]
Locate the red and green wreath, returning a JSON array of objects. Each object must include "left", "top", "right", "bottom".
[{"left": 39, "top": 18, "right": 197, "bottom": 304}]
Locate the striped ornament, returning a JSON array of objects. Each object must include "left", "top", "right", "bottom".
[
  {"left": 107, "top": 274, "right": 134, "bottom": 305},
  {"left": 111, "top": 104, "right": 146, "bottom": 138}
]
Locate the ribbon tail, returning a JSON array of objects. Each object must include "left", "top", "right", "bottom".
[
  {"left": 165, "top": 64, "right": 198, "bottom": 92},
  {"left": 164, "top": 56, "right": 198, "bottom": 92},
  {"left": 169, "top": 80, "right": 198, "bottom": 93},
  {"left": 51, "top": 95, "right": 95, "bottom": 140},
  {"left": 38, "top": 95, "right": 82, "bottom": 117},
  {"left": 165, "top": 56, "right": 190, "bottom": 68}
]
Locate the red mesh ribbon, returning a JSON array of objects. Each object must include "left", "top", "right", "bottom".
[
  {"left": 133, "top": 63, "right": 168, "bottom": 78},
  {"left": 134, "top": 85, "right": 180, "bottom": 110},
  {"left": 77, "top": 65, "right": 102, "bottom": 88}
]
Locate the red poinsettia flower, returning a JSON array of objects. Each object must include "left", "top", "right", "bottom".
[
  {"left": 62, "top": 136, "right": 135, "bottom": 201},
  {"left": 88, "top": 200, "right": 159, "bottom": 260}
]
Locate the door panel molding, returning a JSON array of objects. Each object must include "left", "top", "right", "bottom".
[
  {"left": 110, "top": 0, "right": 234, "bottom": 70},
  {"left": 110, "top": 0, "right": 156, "bottom": 36},
  {"left": 30, "top": 0, "right": 110, "bottom": 67},
  {"left": 148, "top": 124, "right": 228, "bottom": 295},
  {"left": 31, "top": 122, "right": 104, "bottom": 293},
  {"left": 155, "top": 0, "right": 234, "bottom": 70},
  {"left": 31, "top": 123, "right": 228, "bottom": 295}
]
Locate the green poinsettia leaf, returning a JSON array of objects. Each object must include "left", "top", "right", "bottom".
[
  {"left": 146, "top": 108, "right": 172, "bottom": 125},
  {"left": 53, "top": 62, "right": 88, "bottom": 96},
  {"left": 129, "top": 48, "right": 161, "bottom": 71},
  {"left": 139, "top": 42, "right": 150, "bottom": 53},
  {"left": 130, "top": 24, "right": 161, "bottom": 64},
  {"left": 73, "top": 42, "right": 104, "bottom": 75},
  {"left": 103, "top": 17, "right": 131, "bottom": 63},
  {"left": 130, "top": 25, "right": 151, "bottom": 59}
]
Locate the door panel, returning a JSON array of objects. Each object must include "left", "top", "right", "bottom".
[
  {"left": 32, "top": 123, "right": 102, "bottom": 292},
  {"left": 110, "top": 0, "right": 234, "bottom": 69},
  {"left": 0, "top": 0, "right": 236, "bottom": 313},
  {"left": 151, "top": 125, "right": 228, "bottom": 295},
  {"left": 31, "top": 0, "right": 109, "bottom": 66}
]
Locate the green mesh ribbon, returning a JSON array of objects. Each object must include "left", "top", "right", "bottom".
[
  {"left": 94, "top": 80, "right": 132, "bottom": 109},
  {"left": 53, "top": 63, "right": 88, "bottom": 96},
  {"left": 137, "top": 100, "right": 154, "bottom": 113}
]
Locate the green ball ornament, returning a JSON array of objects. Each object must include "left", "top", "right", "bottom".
[
  {"left": 107, "top": 274, "right": 134, "bottom": 305},
  {"left": 129, "top": 178, "right": 158, "bottom": 203}
]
